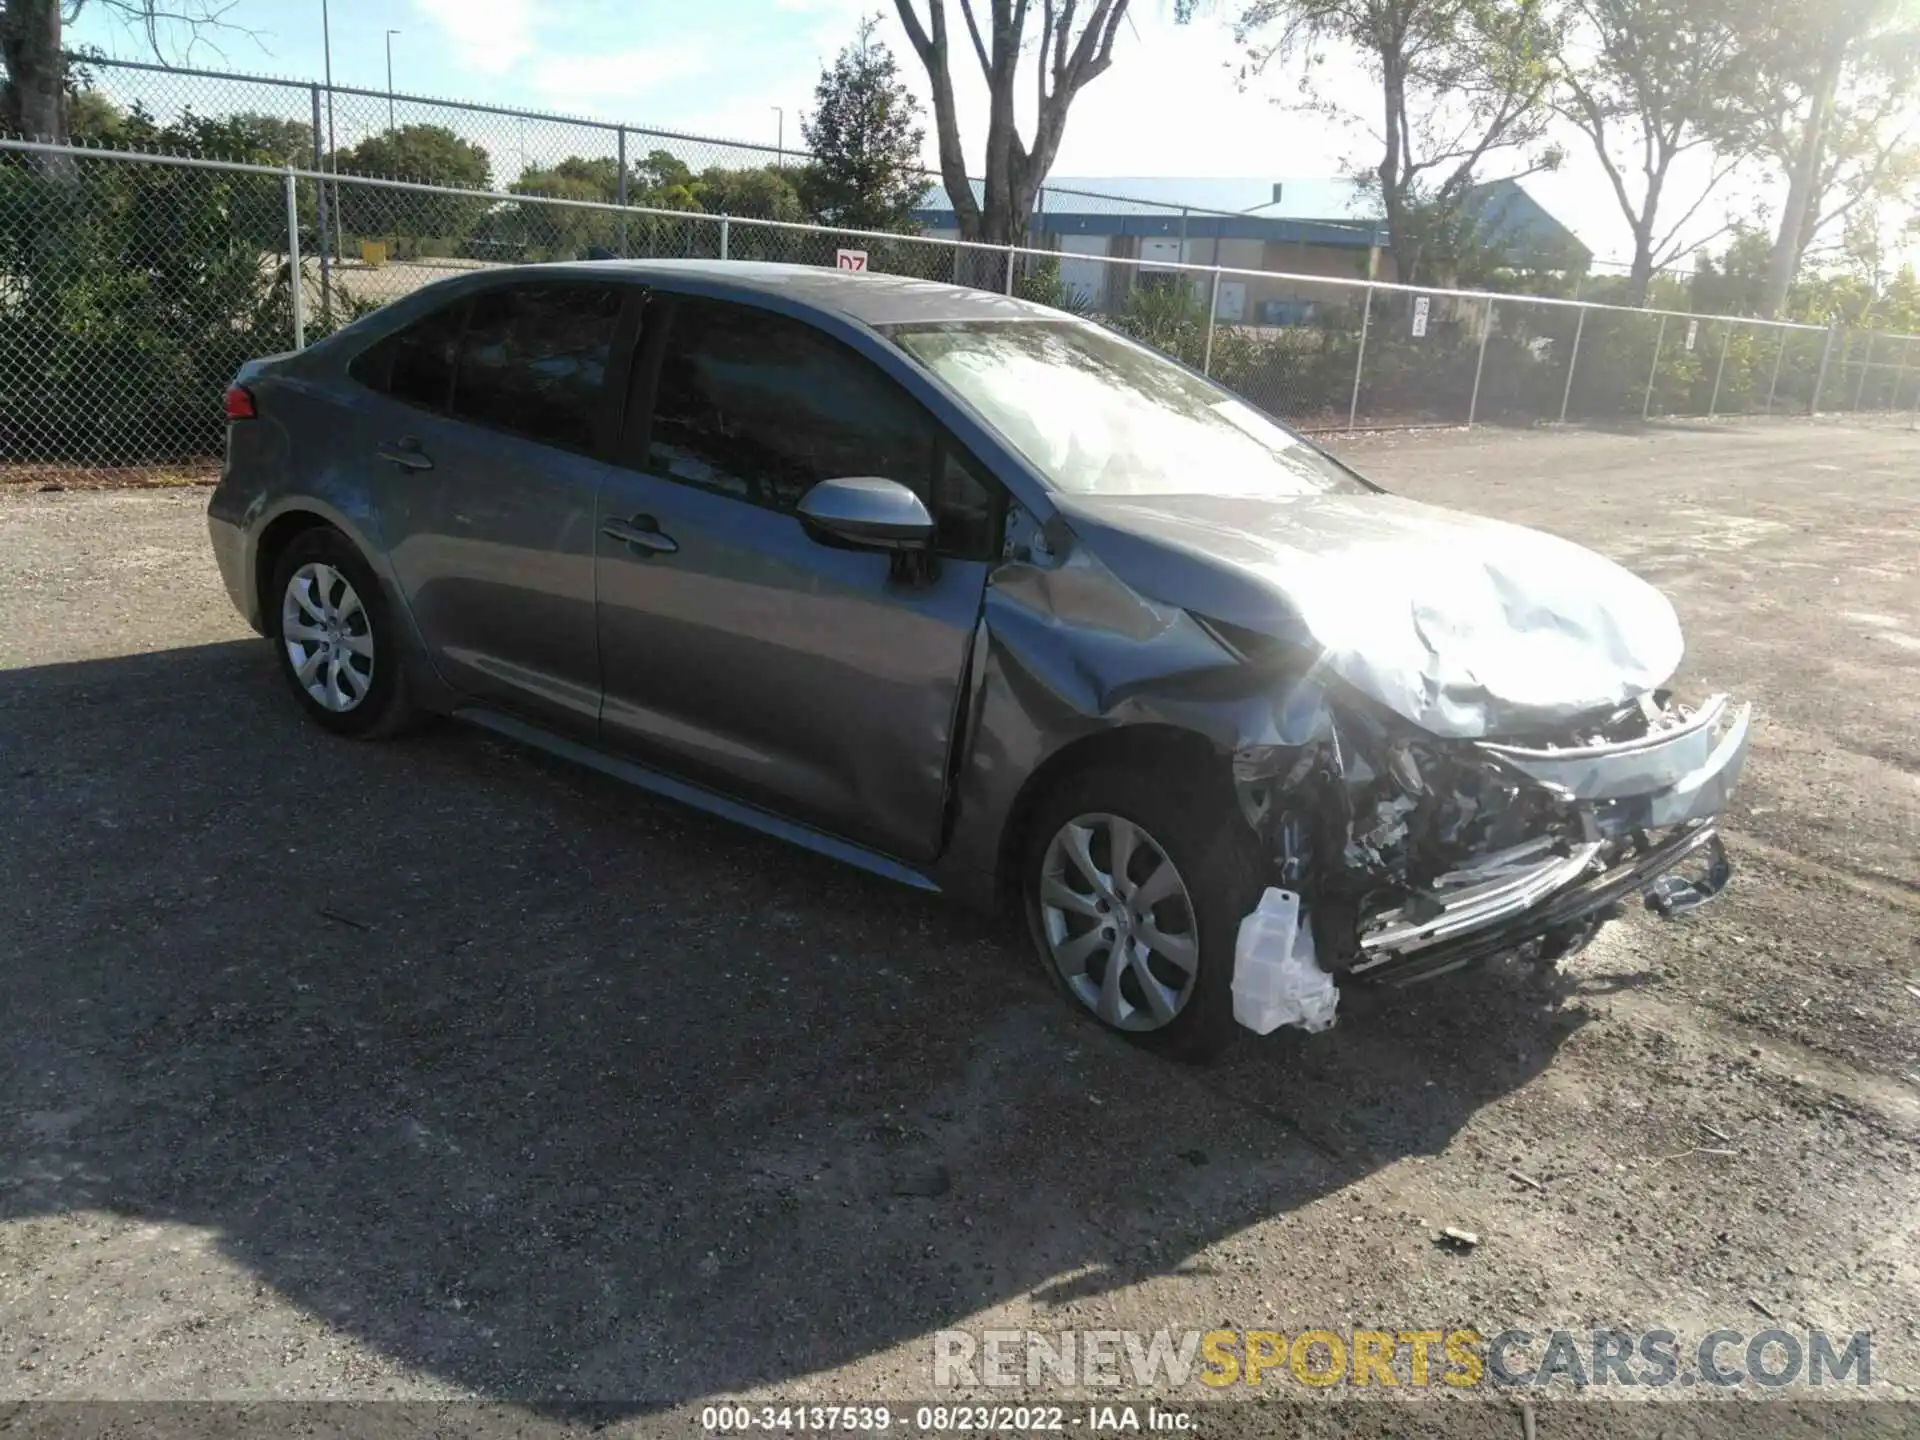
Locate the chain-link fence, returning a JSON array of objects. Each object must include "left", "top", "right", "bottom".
[{"left": 2, "top": 141, "right": 1914, "bottom": 486}]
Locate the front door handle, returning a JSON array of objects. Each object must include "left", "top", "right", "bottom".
[
  {"left": 377, "top": 438, "right": 433, "bottom": 472},
  {"left": 602, "top": 514, "right": 679, "bottom": 555}
]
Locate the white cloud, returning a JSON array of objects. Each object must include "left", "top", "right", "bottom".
[
  {"left": 414, "top": 0, "right": 538, "bottom": 75},
  {"left": 526, "top": 43, "right": 714, "bottom": 103}
]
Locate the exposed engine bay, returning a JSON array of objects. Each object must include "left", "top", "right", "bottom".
[{"left": 1230, "top": 686, "right": 1752, "bottom": 993}]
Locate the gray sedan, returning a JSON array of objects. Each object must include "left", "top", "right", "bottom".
[{"left": 208, "top": 261, "right": 1750, "bottom": 1061}]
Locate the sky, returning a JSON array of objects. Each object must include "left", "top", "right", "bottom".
[{"left": 66, "top": 0, "right": 1801, "bottom": 276}]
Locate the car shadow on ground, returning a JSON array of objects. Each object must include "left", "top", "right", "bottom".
[{"left": 0, "top": 641, "right": 1650, "bottom": 1409}]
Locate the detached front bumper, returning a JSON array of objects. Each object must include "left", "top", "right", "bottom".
[
  {"left": 1348, "top": 696, "right": 1752, "bottom": 986},
  {"left": 1477, "top": 694, "right": 1753, "bottom": 832}
]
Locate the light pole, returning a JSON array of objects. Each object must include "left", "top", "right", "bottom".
[
  {"left": 771, "top": 106, "right": 783, "bottom": 168},
  {"left": 320, "top": 0, "right": 342, "bottom": 264},
  {"left": 385, "top": 30, "right": 400, "bottom": 133}
]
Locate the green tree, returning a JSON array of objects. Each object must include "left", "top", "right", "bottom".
[
  {"left": 331, "top": 124, "right": 491, "bottom": 246},
  {"left": 1549, "top": 0, "right": 1763, "bottom": 305},
  {"left": 506, "top": 157, "right": 623, "bottom": 259},
  {"left": 65, "top": 88, "right": 132, "bottom": 144},
  {"left": 892, "top": 0, "right": 1134, "bottom": 245},
  {"left": 1, "top": 0, "right": 231, "bottom": 172},
  {"left": 1688, "top": 223, "right": 1773, "bottom": 315},
  {"left": 166, "top": 109, "right": 315, "bottom": 165},
  {"left": 633, "top": 149, "right": 703, "bottom": 209},
  {"left": 694, "top": 164, "right": 805, "bottom": 222},
  {"left": 799, "top": 15, "right": 929, "bottom": 232},
  {"left": 1194, "top": 0, "right": 1563, "bottom": 286},
  {"left": 1393, "top": 185, "right": 1585, "bottom": 292},
  {"left": 513, "top": 155, "right": 622, "bottom": 203},
  {"left": 1712, "top": 0, "right": 1920, "bottom": 315}
]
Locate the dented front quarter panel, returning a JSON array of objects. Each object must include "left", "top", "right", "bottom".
[{"left": 935, "top": 523, "right": 1339, "bottom": 902}]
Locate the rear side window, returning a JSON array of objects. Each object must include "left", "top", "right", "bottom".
[
  {"left": 451, "top": 285, "right": 622, "bottom": 453},
  {"left": 350, "top": 299, "right": 466, "bottom": 412},
  {"left": 645, "top": 295, "right": 999, "bottom": 556}
]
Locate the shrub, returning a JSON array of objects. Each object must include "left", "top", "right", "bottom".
[{"left": 0, "top": 155, "right": 365, "bottom": 466}]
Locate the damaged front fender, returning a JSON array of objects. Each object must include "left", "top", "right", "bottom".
[{"left": 935, "top": 529, "right": 1338, "bottom": 902}]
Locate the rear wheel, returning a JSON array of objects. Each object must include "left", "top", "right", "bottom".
[
  {"left": 1021, "top": 764, "right": 1264, "bottom": 1062},
  {"left": 270, "top": 528, "right": 418, "bottom": 739}
]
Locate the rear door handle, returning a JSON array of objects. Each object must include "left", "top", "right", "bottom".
[
  {"left": 602, "top": 514, "right": 678, "bottom": 555},
  {"left": 377, "top": 439, "right": 433, "bottom": 472}
]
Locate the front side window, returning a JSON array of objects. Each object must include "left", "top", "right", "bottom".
[
  {"left": 451, "top": 284, "right": 622, "bottom": 453},
  {"left": 645, "top": 296, "right": 997, "bottom": 555},
  {"left": 885, "top": 319, "right": 1368, "bottom": 500},
  {"left": 350, "top": 299, "right": 467, "bottom": 413}
]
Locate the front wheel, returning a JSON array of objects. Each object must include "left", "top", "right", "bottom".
[{"left": 1021, "top": 764, "right": 1264, "bottom": 1063}]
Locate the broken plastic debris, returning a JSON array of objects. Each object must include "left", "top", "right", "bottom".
[{"left": 1232, "top": 887, "right": 1339, "bottom": 1035}]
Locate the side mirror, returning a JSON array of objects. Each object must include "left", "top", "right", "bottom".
[{"left": 796, "top": 477, "right": 936, "bottom": 553}]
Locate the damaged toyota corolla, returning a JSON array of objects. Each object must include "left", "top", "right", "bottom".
[{"left": 208, "top": 261, "right": 1750, "bottom": 1063}]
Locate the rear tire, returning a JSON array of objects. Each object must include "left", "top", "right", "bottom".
[
  {"left": 269, "top": 528, "right": 419, "bottom": 740},
  {"left": 1021, "top": 762, "right": 1265, "bottom": 1063}
]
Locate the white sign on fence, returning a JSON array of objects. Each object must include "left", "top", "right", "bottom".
[
  {"left": 1686, "top": 319, "right": 1699, "bottom": 351},
  {"left": 835, "top": 249, "right": 868, "bottom": 271},
  {"left": 1411, "top": 296, "right": 1431, "bottom": 337}
]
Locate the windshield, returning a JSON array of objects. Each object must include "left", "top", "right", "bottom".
[{"left": 886, "top": 319, "right": 1367, "bottom": 499}]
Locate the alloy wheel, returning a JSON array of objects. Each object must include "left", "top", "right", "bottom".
[
  {"left": 1038, "top": 811, "right": 1200, "bottom": 1031},
  {"left": 281, "top": 561, "right": 375, "bottom": 714}
]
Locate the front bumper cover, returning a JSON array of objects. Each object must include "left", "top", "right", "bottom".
[
  {"left": 1478, "top": 695, "right": 1753, "bottom": 831},
  {"left": 1347, "top": 696, "right": 1752, "bottom": 987}
]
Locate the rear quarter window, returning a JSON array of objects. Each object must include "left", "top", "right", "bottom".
[{"left": 348, "top": 298, "right": 468, "bottom": 412}]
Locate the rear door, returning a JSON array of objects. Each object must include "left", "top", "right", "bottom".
[
  {"left": 355, "top": 281, "right": 636, "bottom": 735},
  {"left": 593, "top": 293, "right": 1001, "bottom": 862}
]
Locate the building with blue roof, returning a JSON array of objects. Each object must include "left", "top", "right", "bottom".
[{"left": 914, "top": 174, "right": 1589, "bottom": 324}]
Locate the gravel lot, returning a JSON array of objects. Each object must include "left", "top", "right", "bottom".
[{"left": 1, "top": 418, "right": 1916, "bottom": 1431}]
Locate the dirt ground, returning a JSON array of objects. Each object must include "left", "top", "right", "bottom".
[{"left": 0, "top": 417, "right": 1915, "bottom": 1436}]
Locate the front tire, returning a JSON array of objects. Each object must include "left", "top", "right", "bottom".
[
  {"left": 1022, "top": 763, "right": 1264, "bottom": 1063},
  {"left": 270, "top": 528, "right": 418, "bottom": 739}
]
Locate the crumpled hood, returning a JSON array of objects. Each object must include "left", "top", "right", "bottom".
[{"left": 1050, "top": 490, "right": 1685, "bottom": 739}]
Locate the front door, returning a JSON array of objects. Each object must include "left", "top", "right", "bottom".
[
  {"left": 359, "top": 281, "right": 631, "bottom": 735},
  {"left": 594, "top": 294, "right": 1001, "bottom": 862}
]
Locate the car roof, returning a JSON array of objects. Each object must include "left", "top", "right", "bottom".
[{"left": 492, "top": 259, "right": 1066, "bottom": 328}]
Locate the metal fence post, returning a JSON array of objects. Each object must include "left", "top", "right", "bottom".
[
  {"left": 309, "top": 85, "right": 333, "bottom": 327},
  {"left": 1852, "top": 329, "right": 1873, "bottom": 410},
  {"left": 719, "top": 214, "right": 729, "bottom": 262},
  {"left": 1558, "top": 304, "right": 1587, "bottom": 424},
  {"left": 283, "top": 168, "right": 305, "bottom": 352},
  {"left": 1203, "top": 268, "right": 1221, "bottom": 377},
  {"left": 1766, "top": 329, "right": 1786, "bottom": 414},
  {"left": 1709, "top": 322, "right": 1731, "bottom": 418},
  {"left": 1911, "top": 338, "right": 1920, "bottom": 428},
  {"left": 1004, "top": 244, "right": 1016, "bottom": 295},
  {"left": 1348, "top": 283, "right": 1374, "bottom": 432},
  {"left": 1810, "top": 321, "right": 1837, "bottom": 413},
  {"left": 1643, "top": 314, "right": 1668, "bottom": 421},
  {"left": 1467, "top": 298, "right": 1494, "bottom": 428},
  {"left": 616, "top": 124, "right": 628, "bottom": 257}
]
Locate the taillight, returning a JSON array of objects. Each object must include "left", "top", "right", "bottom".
[{"left": 224, "top": 385, "right": 256, "bottom": 420}]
